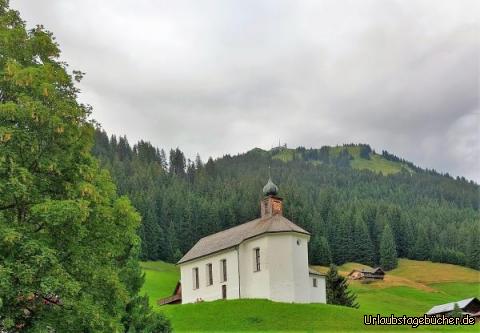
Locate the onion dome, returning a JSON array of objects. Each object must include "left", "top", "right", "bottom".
[{"left": 263, "top": 178, "right": 279, "bottom": 196}]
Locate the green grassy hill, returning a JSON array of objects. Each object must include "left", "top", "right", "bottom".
[
  {"left": 140, "top": 259, "right": 479, "bottom": 332},
  {"left": 269, "top": 145, "right": 413, "bottom": 175}
]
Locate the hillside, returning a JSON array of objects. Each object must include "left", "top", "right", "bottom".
[
  {"left": 141, "top": 259, "right": 479, "bottom": 332},
  {"left": 94, "top": 130, "right": 480, "bottom": 273},
  {"left": 270, "top": 144, "right": 415, "bottom": 175}
]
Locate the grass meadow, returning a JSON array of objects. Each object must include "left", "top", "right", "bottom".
[{"left": 140, "top": 259, "right": 479, "bottom": 332}]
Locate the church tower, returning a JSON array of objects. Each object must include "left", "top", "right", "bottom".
[{"left": 261, "top": 178, "right": 283, "bottom": 218}]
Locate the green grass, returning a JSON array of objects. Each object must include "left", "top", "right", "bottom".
[
  {"left": 429, "top": 282, "right": 480, "bottom": 299},
  {"left": 160, "top": 298, "right": 477, "bottom": 332},
  {"left": 350, "top": 154, "right": 407, "bottom": 175},
  {"left": 141, "top": 260, "right": 479, "bottom": 332},
  {"left": 271, "top": 148, "right": 295, "bottom": 162},
  {"left": 140, "top": 261, "right": 180, "bottom": 310},
  {"left": 352, "top": 285, "right": 479, "bottom": 316},
  {"left": 269, "top": 145, "right": 412, "bottom": 176},
  {"left": 388, "top": 259, "right": 480, "bottom": 284}
]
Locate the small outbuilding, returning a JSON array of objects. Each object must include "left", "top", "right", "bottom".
[
  {"left": 426, "top": 297, "right": 480, "bottom": 319},
  {"left": 348, "top": 267, "right": 385, "bottom": 280},
  {"left": 157, "top": 282, "right": 182, "bottom": 305}
]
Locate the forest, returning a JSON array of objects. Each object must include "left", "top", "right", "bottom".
[{"left": 93, "top": 129, "right": 480, "bottom": 271}]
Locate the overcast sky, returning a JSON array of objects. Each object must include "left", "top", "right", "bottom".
[{"left": 11, "top": 0, "right": 479, "bottom": 181}]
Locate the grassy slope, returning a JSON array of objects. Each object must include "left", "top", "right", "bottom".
[
  {"left": 140, "top": 261, "right": 180, "bottom": 309},
  {"left": 270, "top": 146, "right": 410, "bottom": 175},
  {"left": 141, "top": 259, "right": 479, "bottom": 332}
]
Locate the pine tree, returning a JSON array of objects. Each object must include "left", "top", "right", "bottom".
[
  {"left": 309, "top": 236, "right": 332, "bottom": 266},
  {"left": 169, "top": 148, "right": 186, "bottom": 177},
  {"left": 450, "top": 303, "right": 463, "bottom": 318},
  {"left": 411, "top": 226, "right": 430, "bottom": 261},
  {"left": 326, "top": 265, "right": 359, "bottom": 308},
  {"left": 380, "top": 224, "right": 398, "bottom": 270},
  {"left": 466, "top": 226, "right": 480, "bottom": 270},
  {"left": 353, "top": 216, "right": 375, "bottom": 266}
]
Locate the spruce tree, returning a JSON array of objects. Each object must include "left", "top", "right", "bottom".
[
  {"left": 353, "top": 216, "right": 375, "bottom": 266},
  {"left": 0, "top": 2, "right": 170, "bottom": 331},
  {"left": 326, "top": 265, "right": 359, "bottom": 308},
  {"left": 450, "top": 303, "right": 463, "bottom": 318},
  {"left": 318, "top": 236, "right": 332, "bottom": 266},
  {"left": 309, "top": 236, "right": 332, "bottom": 266},
  {"left": 380, "top": 224, "right": 398, "bottom": 270},
  {"left": 411, "top": 226, "right": 430, "bottom": 261},
  {"left": 466, "top": 226, "right": 480, "bottom": 270}
]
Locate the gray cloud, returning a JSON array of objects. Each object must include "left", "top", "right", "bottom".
[{"left": 10, "top": 0, "right": 480, "bottom": 181}]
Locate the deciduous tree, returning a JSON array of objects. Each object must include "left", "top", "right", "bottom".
[{"left": 0, "top": 2, "right": 170, "bottom": 331}]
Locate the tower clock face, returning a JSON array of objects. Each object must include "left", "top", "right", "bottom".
[{"left": 272, "top": 200, "right": 282, "bottom": 213}]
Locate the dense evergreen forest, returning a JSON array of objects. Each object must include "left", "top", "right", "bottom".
[{"left": 93, "top": 129, "right": 480, "bottom": 271}]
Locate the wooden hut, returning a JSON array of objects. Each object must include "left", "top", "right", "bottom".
[
  {"left": 348, "top": 267, "right": 385, "bottom": 280},
  {"left": 157, "top": 281, "right": 182, "bottom": 306},
  {"left": 426, "top": 297, "right": 480, "bottom": 319}
]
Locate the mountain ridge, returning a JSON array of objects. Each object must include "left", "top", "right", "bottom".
[
  {"left": 232, "top": 143, "right": 472, "bottom": 181},
  {"left": 92, "top": 129, "right": 480, "bottom": 271}
]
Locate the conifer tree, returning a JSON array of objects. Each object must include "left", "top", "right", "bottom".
[
  {"left": 450, "top": 303, "right": 463, "bottom": 318},
  {"left": 353, "top": 216, "right": 375, "bottom": 266},
  {"left": 326, "top": 265, "right": 359, "bottom": 308},
  {"left": 380, "top": 224, "right": 398, "bottom": 270},
  {"left": 309, "top": 236, "right": 332, "bottom": 266},
  {"left": 411, "top": 226, "right": 430, "bottom": 261},
  {"left": 466, "top": 227, "right": 480, "bottom": 270}
]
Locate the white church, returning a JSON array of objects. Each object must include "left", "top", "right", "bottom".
[{"left": 169, "top": 179, "right": 327, "bottom": 305}]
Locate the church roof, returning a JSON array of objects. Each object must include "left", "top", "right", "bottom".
[
  {"left": 177, "top": 214, "right": 310, "bottom": 264},
  {"left": 309, "top": 268, "right": 326, "bottom": 276},
  {"left": 263, "top": 178, "right": 279, "bottom": 196}
]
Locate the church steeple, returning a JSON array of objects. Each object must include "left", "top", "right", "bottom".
[
  {"left": 261, "top": 178, "right": 283, "bottom": 218},
  {"left": 263, "top": 178, "right": 279, "bottom": 196}
]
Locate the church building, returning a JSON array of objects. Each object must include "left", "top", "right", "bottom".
[{"left": 175, "top": 179, "right": 327, "bottom": 304}]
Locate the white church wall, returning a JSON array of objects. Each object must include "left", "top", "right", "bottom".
[
  {"left": 179, "top": 233, "right": 327, "bottom": 305},
  {"left": 268, "top": 233, "right": 311, "bottom": 303},
  {"left": 291, "top": 234, "right": 312, "bottom": 302},
  {"left": 309, "top": 275, "right": 327, "bottom": 303},
  {"left": 180, "top": 248, "right": 239, "bottom": 304},
  {"left": 238, "top": 236, "right": 270, "bottom": 299}
]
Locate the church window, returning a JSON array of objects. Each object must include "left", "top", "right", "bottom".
[
  {"left": 206, "top": 263, "right": 213, "bottom": 286},
  {"left": 193, "top": 267, "right": 199, "bottom": 289},
  {"left": 220, "top": 259, "right": 227, "bottom": 282},
  {"left": 254, "top": 248, "right": 261, "bottom": 272}
]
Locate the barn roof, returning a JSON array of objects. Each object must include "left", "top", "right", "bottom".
[
  {"left": 348, "top": 267, "right": 385, "bottom": 275},
  {"left": 177, "top": 214, "right": 310, "bottom": 264},
  {"left": 426, "top": 297, "right": 479, "bottom": 315},
  {"left": 309, "top": 268, "right": 326, "bottom": 276}
]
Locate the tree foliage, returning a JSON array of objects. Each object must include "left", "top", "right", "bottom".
[
  {"left": 450, "top": 303, "right": 463, "bottom": 318},
  {"left": 325, "top": 265, "right": 358, "bottom": 308},
  {"left": 0, "top": 2, "right": 170, "bottom": 331},
  {"left": 93, "top": 131, "right": 480, "bottom": 271},
  {"left": 379, "top": 224, "right": 398, "bottom": 271}
]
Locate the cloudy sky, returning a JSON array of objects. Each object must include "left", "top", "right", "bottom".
[{"left": 11, "top": 0, "right": 479, "bottom": 181}]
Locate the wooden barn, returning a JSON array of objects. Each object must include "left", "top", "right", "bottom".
[
  {"left": 157, "top": 282, "right": 182, "bottom": 305},
  {"left": 348, "top": 267, "right": 385, "bottom": 280},
  {"left": 426, "top": 297, "right": 480, "bottom": 320}
]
